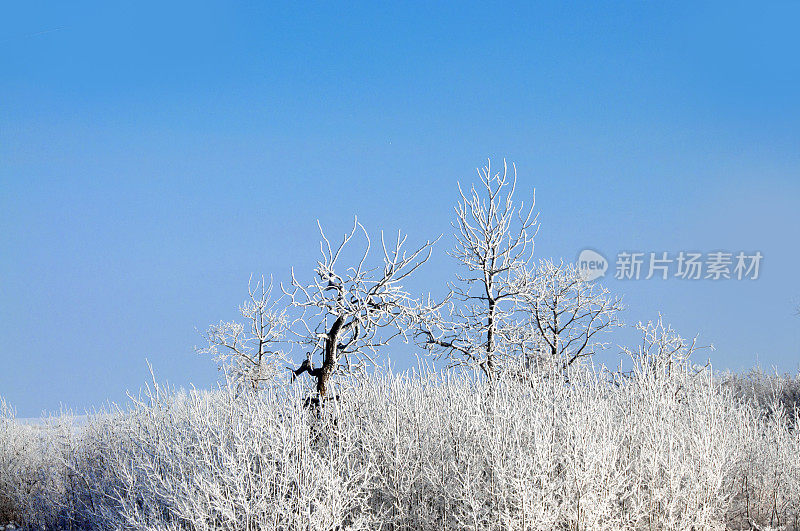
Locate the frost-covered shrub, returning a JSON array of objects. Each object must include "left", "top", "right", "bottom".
[
  {"left": 722, "top": 366, "right": 800, "bottom": 423},
  {"left": 0, "top": 400, "right": 86, "bottom": 529},
  {"left": 0, "top": 397, "right": 22, "bottom": 523},
  {"left": 3, "top": 355, "right": 800, "bottom": 530}
]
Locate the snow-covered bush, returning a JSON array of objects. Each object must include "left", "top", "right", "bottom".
[
  {"left": 722, "top": 366, "right": 800, "bottom": 424},
  {"left": 0, "top": 401, "right": 87, "bottom": 530},
  {"left": 0, "top": 397, "right": 21, "bottom": 523},
  {"left": 3, "top": 350, "right": 800, "bottom": 529},
  {"left": 197, "top": 276, "right": 292, "bottom": 393}
]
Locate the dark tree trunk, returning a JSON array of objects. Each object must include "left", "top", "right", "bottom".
[
  {"left": 487, "top": 298, "right": 495, "bottom": 377},
  {"left": 316, "top": 315, "right": 344, "bottom": 397}
]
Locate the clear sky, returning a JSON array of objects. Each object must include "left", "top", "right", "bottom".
[{"left": 2, "top": 2, "right": 799, "bottom": 417}]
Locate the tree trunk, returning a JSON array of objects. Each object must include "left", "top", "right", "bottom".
[
  {"left": 316, "top": 364, "right": 334, "bottom": 397},
  {"left": 486, "top": 298, "right": 496, "bottom": 379},
  {"left": 316, "top": 316, "right": 344, "bottom": 397}
]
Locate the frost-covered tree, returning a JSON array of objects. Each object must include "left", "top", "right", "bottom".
[
  {"left": 286, "top": 218, "right": 435, "bottom": 397},
  {"left": 517, "top": 259, "right": 623, "bottom": 371},
  {"left": 414, "top": 159, "right": 538, "bottom": 379},
  {"left": 197, "top": 276, "right": 291, "bottom": 391},
  {"left": 617, "top": 316, "right": 712, "bottom": 400}
]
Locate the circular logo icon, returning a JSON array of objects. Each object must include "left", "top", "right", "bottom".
[{"left": 577, "top": 249, "right": 608, "bottom": 281}]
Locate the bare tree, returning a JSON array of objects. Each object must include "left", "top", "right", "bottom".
[
  {"left": 414, "top": 159, "right": 538, "bottom": 379},
  {"left": 619, "top": 316, "right": 710, "bottom": 389},
  {"left": 285, "top": 217, "right": 436, "bottom": 397},
  {"left": 197, "top": 276, "right": 291, "bottom": 391},
  {"left": 517, "top": 259, "right": 623, "bottom": 372}
]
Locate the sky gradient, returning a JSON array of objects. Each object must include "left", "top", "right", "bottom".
[{"left": 2, "top": 2, "right": 799, "bottom": 417}]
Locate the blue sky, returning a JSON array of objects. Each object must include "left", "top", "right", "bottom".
[{"left": 2, "top": 2, "right": 799, "bottom": 417}]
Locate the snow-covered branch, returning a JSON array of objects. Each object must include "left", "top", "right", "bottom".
[
  {"left": 285, "top": 217, "right": 436, "bottom": 396},
  {"left": 415, "top": 159, "right": 538, "bottom": 378},
  {"left": 197, "top": 276, "right": 291, "bottom": 391},
  {"left": 517, "top": 259, "right": 624, "bottom": 372}
]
